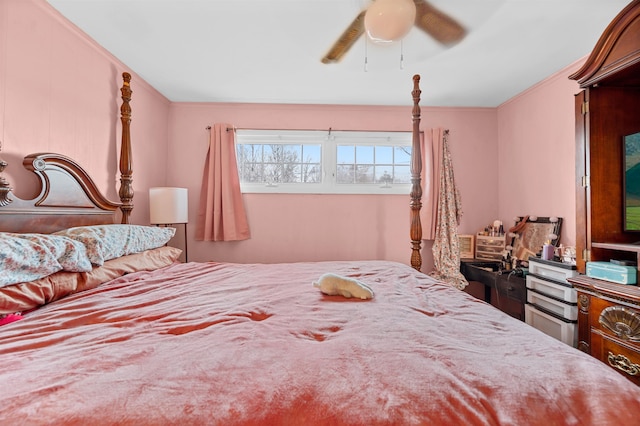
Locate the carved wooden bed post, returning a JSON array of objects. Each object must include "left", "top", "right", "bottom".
[
  {"left": 119, "top": 72, "right": 134, "bottom": 224},
  {"left": 410, "top": 75, "right": 423, "bottom": 271}
]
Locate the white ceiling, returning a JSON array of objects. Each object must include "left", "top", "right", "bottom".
[{"left": 47, "top": 0, "right": 631, "bottom": 107}]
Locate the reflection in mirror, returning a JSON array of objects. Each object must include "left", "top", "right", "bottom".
[{"left": 508, "top": 216, "right": 562, "bottom": 261}]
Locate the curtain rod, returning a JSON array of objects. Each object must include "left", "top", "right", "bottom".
[
  {"left": 205, "top": 125, "right": 237, "bottom": 131},
  {"left": 205, "top": 126, "right": 422, "bottom": 134}
]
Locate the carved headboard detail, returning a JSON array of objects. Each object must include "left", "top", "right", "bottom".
[{"left": 0, "top": 157, "right": 11, "bottom": 207}]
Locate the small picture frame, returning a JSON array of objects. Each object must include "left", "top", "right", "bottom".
[{"left": 458, "top": 234, "right": 475, "bottom": 259}]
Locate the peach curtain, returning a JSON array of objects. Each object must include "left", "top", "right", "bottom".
[
  {"left": 420, "top": 129, "right": 440, "bottom": 240},
  {"left": 195, "top": 123, "right": 250, "bottom": 242},
  {"left": 423, "top": 129, "right": 467, "bottom": 290}
]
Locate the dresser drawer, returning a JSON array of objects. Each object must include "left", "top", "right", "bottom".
[
  {"left": 525, "top": 304, "right": 577, "bottom": 346},
  {"left": 527, "top": 290, "right": 577, "bottom": 321},
  {"left": 476, "top": 235, "right": 505, "bottom": 248},
  {"left": 495, "top": 275, "right": 526, "bottom": 303},
  {"left": 589, "top": 297, "right": 640, "bottom": 346},
  {"left": 526, "top": 275, "right": 577, "bottom": 303},
  {"left": 593, "top": 331, "right": 640, "bottom": 386},
  {"left": 528, "top": 258, "right": 578, "bottom": 284},
  {"left": 568, "top": 275, "right": 640, "bottom": 385}
]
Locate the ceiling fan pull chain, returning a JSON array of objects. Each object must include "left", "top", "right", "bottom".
[
  {"left": 364, "top": 38, "right": 368, "bottom": 72},
  {"left": 400, "top": 40, "right": 405, "bottom": 70}
]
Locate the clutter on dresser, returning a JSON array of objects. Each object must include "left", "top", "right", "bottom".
[
  {"left": 507, "top": 216, "right": 562, "bottom": 259},
  {"left": 457, "top": 234, "right": 475, "bottom": 259},
  {"left": 558, "top": 245, "right": 577, "bottom": 265},
  {"left": 472, "top": 217, "right": 571, "bottom": 272},
  {"left": 475, "top": 220, "right": 506, "bottom": 261},
  {"left": 475, "top": 234, "right": 506, "bottom": 261},
  {"left": 501, "top": 216, "right": 563, "bottom": 272}
]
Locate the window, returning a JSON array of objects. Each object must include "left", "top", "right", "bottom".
[{"left": 236, "top": 129, "right": 413, "bottom": 194}]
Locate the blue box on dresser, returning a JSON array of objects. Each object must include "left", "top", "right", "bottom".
[{"left": 585, "top": 261, "right": 637, "bottom": 285}]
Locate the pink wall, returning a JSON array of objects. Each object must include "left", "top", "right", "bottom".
[
  {"left": 0, "top": 0, "right": 171, "bottom": 226},
  {"left": 496, "top": 61, "right": 583, "bottom": 246},
  {"left": 168, "top": 103, "right": 498, "bottom": 270}
]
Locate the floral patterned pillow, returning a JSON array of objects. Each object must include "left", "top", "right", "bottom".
[
  {"left": 0, "top": 233, "right": 93, "bottom": 288},
  {"left": 54, "top": 225, "right": 175, "bottom": 265}
]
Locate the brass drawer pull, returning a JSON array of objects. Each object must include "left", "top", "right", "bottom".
[{"left": 607, "top": 352, "right": 640, "bottom": 376}]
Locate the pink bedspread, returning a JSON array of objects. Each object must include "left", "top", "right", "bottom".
[{"left": 1, "top": 260, "right": 639, "bottom": 425}]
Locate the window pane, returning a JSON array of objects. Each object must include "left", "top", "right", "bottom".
[
  {"left": 304, "top": 163, "right": 321, "bottom": 183},
  {"left": 394, "top": 165, "right": 411, "bottom": 183},
  {"left": 337, "top": 145, "right": 354, "bottom": 164},
  {"left": 395, "top": 146, "right": 411, "bottom": 165},
  {"left": 356, "top": 145, "right": 374, "bottom": 163},
  {"left": 240, "top": 162, "right": 264, "bottom": 183},
  {"left": 263, "top": 163, "right": 280, "bottom": 183},
  {"left": 375, "top": 146, "right": 393, "bottom": 164},
  {"left": 237, "top": 144, "right": 262, "bottom": 163},
  {"left": 263, "top": 145, "right": 275, "bottom": 159},
  {"left": 375, "top": 167, "right": 394, "bottom": 185},
  {"left": 356, "top": 164, "right": 374, "bottom": 183},
  {"left": 337, "top": 164, "right": 354, "bottom": 183},
  {"left": 303, "top": 145, "right": 321, "bottom": 163},
  {"left": 283, "top": 144, "right": 301, "bottom": 160},
  {"left": 236, "top": 143, "right": 322, "bottom": 184},
  {"left": 289, "top": 164, "right": 302, "bottom": 183}
]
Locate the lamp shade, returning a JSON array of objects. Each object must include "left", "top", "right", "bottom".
[{"left": 149, "top": 187, "right": 188, "bottom": 224}]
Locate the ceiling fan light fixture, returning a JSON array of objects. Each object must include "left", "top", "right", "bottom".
[{"left": 364, "top": 0, "right": 416, "bottom": 44}]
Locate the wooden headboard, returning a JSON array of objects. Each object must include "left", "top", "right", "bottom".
[{"left": 0, "top": 73, "right": 134, "bottom": 233}]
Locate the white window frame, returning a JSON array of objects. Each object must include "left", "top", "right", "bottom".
[{"left": 236, "top": 129, "right": 413, "bottom": 195}]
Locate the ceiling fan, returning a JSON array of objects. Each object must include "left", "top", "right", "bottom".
[{"left": 321, "top": 0, "right": 466, "bottom": 64}]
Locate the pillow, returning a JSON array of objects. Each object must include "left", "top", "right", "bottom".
[
  {"left": 0, "top": 246, "right": 182, "bottom": 315},
  {"left": 0, "top": 233, "right": 93, "bottom": 288},
  {"left": 54, "top": 224, "right": 176, "bottom": 265}
]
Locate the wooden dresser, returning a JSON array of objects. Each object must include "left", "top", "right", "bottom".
[
  {"left": 569, "top": 0, "right": 640, "bottom": 272},
  {"left": 568, "top": 276, "right": 640, "bottom": 385},
  {"left": 567, "top": 0, "right": 640, "bottom": 384}
]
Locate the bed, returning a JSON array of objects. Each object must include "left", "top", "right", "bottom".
[{"left": 1, "top": 73, "right": 639, "bottom": 425}]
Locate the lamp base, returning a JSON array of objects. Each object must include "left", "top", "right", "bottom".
[{"left": 155, "top": 223, "right": 188, "bottom": 262}]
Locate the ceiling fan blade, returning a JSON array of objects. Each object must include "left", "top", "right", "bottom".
[
  {"left": 321, "top": 11, "right": 366, "bottom": 64},
  {"left": 413, "top": 0, "right": 466, "bottom": 45}
]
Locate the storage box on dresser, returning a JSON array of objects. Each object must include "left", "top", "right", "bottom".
[
  {"left": 475, "top": 234, "right": 505, "bottom": 261},
  {"left": 526, "top": 258, "right": 579, "bottom": 346}
]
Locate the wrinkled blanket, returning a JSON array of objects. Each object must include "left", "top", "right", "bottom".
[{"left": 1, "top": 260, "right": 639, "bottom": 425}]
